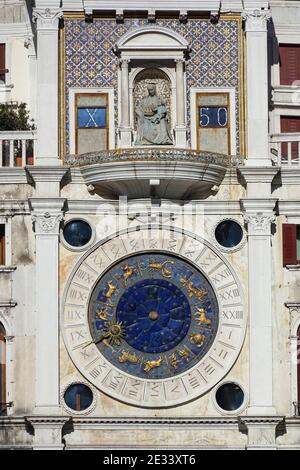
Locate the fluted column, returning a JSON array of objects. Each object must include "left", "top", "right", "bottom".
[
  {"left": 175, "top": 58, "right": 187, "bottom": 148},
  {"left": 242, "top": 8, "right": 271, "bottom": 165},
  {"left": 119, "top": 59, "right": 132, "bottom": 148},
  {"left": 33, "top": 8, "right": 62, "bottom": 165}
]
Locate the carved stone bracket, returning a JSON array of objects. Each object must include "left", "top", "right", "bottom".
[
  {"left": 179, "top": 10, "right": 187, "bottom": 23},
  {"left": 148, "top": 10, "right": 156, "bottom": 23},
  {"left": 32, "top": 8, "right": 63, "bottom": 30},
  {"left": 242, "top": 9, "right": 271, "bottom": 32},
  {"left": 116, "top": 9, "right": 124, "bottom": 22}
]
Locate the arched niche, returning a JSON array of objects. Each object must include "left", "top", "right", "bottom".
[
  {"left": 116, "top": 26, "right": 189, "bottom": 148},
  {"left": 132, "top": 68, "right": 173, "bottom": 138}
]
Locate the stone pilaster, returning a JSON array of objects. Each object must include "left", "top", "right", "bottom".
[
  {"left": 242, "top": 8, "right": 271, "bottom": 165},
  {"left": 33, "top": 8, "right": 63, "bottom": 165},
  {"left": 241, "top": 199, "right": 277, "bottom": 415},
  {"left": 29, "top": 198, "right": 66, "bottom": 415}
]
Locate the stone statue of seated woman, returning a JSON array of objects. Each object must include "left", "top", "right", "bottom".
[{"left": 135, "top": 84, "right": 173, "bottom": 146}]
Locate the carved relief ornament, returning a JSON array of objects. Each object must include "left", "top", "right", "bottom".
[
  {"left": 244, "top": 213, "right": 276, "bottom": 234},
  {"left": 32, "top": 212, "right": 63, "bottom": 235},
  {"left": 32, "top": 8, "right": 63, "bottom": 30},
  {"left": 242, "top": 9, "right": 271, "bottom": 32}
]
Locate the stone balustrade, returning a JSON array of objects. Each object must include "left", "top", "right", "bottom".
[
  {"left": 0, "top": 130, "right": 36, "bottom": 168},
  {"left": 270, "top": 133, "right": 300, "bottom": 167}
]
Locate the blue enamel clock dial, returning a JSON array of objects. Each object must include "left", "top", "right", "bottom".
[{"left": 89, "top": 253, "right": 219, "bottom": 380}]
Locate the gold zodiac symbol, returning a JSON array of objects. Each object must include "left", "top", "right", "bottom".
[
  {"left": 118, "top": 350, "right": 140, "bottom": 365},
  {"left": 144, "top": 356, "right": 163, "bottom": 372},
  {"left": 149, "top": 260, "right": 174, "bottom": 278},
  {"left": 104, "top": 281, "right": 117, "bottom": 299},
  {"left": 180, "top": 277, "right": 207, "bottom": 300},
  {"left": 122, "top": 264, "right": 136, "bottom": 283},
  {"left": 195, "top": 307, "right": 211, "bottom": 326},
  {"left": 178, "top": 349, "right": 190, "bottom": 362},
  {"left": 189, "top": 333, "right": 205, "bottom": 348},
  {"left": 169, "top": 353, "right": 178, "bottom": 369},
  {"left": 102, "top": 338, "right": 116, "bottom": 353},
  {"left": 96, "top": 307, "right": 110, "bottom": 321}
]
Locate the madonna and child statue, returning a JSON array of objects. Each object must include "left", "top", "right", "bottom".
[{"left": 135, "top": 84, "right": 173, "bottom": 146}]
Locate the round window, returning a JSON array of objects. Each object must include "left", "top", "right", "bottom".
[
  {"left": 215, "top": 220, "right": 243, "bottom": 249},
  {"left": 63, "top": 220, "right": 92, "bottom": 248},
  {"left": 215, "top": 383, "right": 244, "bottom": 412},
  {"left": 64, "top": 383, "right": 93, "bottom": 412}
]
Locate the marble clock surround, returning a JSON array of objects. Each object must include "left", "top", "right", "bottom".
[{"left": 61, "top": 226, "right": 246, "bottom": 408}]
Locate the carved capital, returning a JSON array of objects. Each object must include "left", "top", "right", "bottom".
[
  {"left": 242, "top": 9, "right": 271, "bottom": 32},
  {"left": 244, "top": 213, "right": 275, "bottom": 234},
  {"left": 32, "top": 8, "right": 63, "bottom": 30},
  {"left": 175, "top": 58, "right": 185, "bottom": 65},
  {"left": 119, "top": 58, "right": 130, "bottom": 68},
  {"left": 32, "top": 212, "right": 63, "bottom": 235}
]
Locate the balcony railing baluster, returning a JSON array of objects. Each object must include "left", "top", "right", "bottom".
[{"left": 0, "top": 131, "right": 36, "bottom": 167}]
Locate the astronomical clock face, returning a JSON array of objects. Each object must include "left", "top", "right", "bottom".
[
  {"left": 88, "top": 253, "right": 219, "bottom": 380},
  {"left": 62, "top": 228, "right": 246, "bottom": 407}
]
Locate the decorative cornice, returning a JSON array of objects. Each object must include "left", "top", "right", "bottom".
[
  {"left": 0, "top": 200, "right": 29, "bottom": 215},
  {"left": 0, "top": 168, "right": 29, "bottom": 184},
  {"left": 280, "top": 169, "right": 300, "bottom": 186},
  {"left": 26, "top": 166, "right": 69, "bottom": 184},
  {"left": 239, "top": 416, "right": 285, "bottom": 426},
  {"left": 71, "top": 416, "right": 239, "bottom": 426},
  {"left": 26, "top": 416, "right": 70, "bottom": 426},
  {"left": 278, "top": 201, "right": 300, "bottom": 217},
  {"left": 242, "top": 8, "right": 271, "bottom": 32},
  {"left": 238, "top": 167, "right": 279, "bottom": 185},
  {"left": 241, "top": 198, "right": 278, "bottom": 214}
]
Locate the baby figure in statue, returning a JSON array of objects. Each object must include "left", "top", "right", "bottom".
[{"left": 135, "top": 83, "right": 173, "bottom": 146}]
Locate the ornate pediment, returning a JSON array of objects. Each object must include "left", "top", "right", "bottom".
[{"left": 115, "top": 26, "right": 189, "bottom": 53}]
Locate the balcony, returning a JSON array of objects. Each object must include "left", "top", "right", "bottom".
[
  {"left": 0, "top": 130, "right": 36, "bottom": 168},
  {"left": 270, "top": 133, "right": 300, "bottom": 167},
  {"left": 66, "top": 148, "right": 233, "bottom": 200}
]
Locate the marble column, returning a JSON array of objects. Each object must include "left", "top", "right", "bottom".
[
  {"left": 119, "top": 59, "right": 132, "bottom": 148},
  {"left": 175, "top": 58, "right": 187, "bottom": 148},
  {"left": 30, "top": 198, "right": 66, "bottom": 415},
  {"left": 33, "top": 8, "right": 63, "bottom": 165},
  {"left": 242, "top": 8, "right": 271, "bottom": 166},
  {"left": 241, "top": 198, "right": 277, "bottom": 415}
]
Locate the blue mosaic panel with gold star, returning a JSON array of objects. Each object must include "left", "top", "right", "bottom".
[
  {"left": 88, "top": 253, "right": 219, "bottom": 380},
  {"left": 64, "top": 17, "right": 242, "bottom": 154}
]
